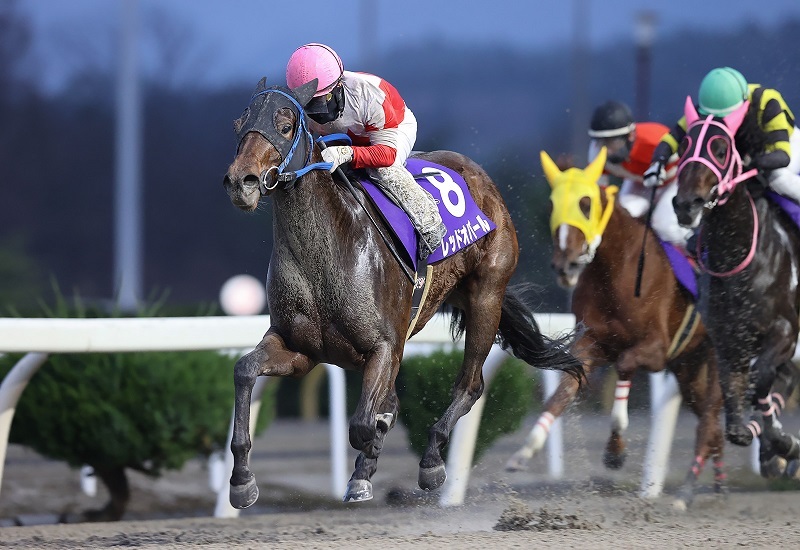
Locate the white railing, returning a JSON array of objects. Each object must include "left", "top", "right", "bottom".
[{"left": 0, "top": 313, "right": 697, "bottom": 516}]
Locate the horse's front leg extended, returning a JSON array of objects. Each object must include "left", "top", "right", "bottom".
[
  {"left": 716, "top": 349, "right": 755, "bottom": 447},
  {"left": 748, "top": 320, "right": 799, "bottom": 470},
  {"left": 344, "top": 343, "right": 400, "bottom": 502},
  {"left": 229, "top": 329, "right": 315, "bottom": 509}
]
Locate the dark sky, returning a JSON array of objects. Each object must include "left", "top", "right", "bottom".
[{"left": 17, "top": 0, "right": 800, "bottom": 93}]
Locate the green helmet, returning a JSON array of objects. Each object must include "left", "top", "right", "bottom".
[{"left": 698, "top": 67, "right": 748, "bottom": 116}]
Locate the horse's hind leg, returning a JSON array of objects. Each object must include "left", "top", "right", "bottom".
[
  {"left": 418, "top": 291, "right": 503, "bottom": 491},
  {"left": 229, "top": 329, "right": 315, "bottom": 509},
  {"left": 344, "top": 343, "right": 400, "bottom": 502}
]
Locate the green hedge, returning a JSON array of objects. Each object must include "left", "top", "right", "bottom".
[
  {"left": 396, "top": 348, "right": 536, "bottom": 464},
  {"left": 0, "top": 350, "right": 276, "bottom": 476}
]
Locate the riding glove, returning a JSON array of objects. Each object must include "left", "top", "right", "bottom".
[
  {"left": 321, "top": 146, "right": 354, "bottom": 173},
  {"left": 643, "top": 159, "right": 666, "bottom": 188}
]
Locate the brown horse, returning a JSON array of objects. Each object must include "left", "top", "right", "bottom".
[
  {"left": 221, "top": 77, "right": 583, "bottom": 508},
  {"left": 506, "top": 149, "right": 725, "bottom": 507}
]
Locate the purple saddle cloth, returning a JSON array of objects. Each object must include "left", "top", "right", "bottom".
[
  {"left": 359, "top": 158, "right": 496, "bottom": 270},
  {"left": 765, "top": 190, "right": 800, "bottom": 228},
  {"left": 658, "top": 239, "right": 698, "bottom": 300}
]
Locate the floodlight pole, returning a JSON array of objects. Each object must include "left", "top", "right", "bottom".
[{"left": 114, "top": 0, "right": 143, "bottom": 312}]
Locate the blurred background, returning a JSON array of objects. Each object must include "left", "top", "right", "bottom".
[{"left": 2, "top": 0, "right": 800, "bottom": 314}]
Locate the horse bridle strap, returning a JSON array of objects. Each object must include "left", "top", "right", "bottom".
[
  {"left": 678, "top": 114, "right": 758, "bottom": 207},
  {"left": 239, "top": 88, "right": 334, "bottom": 193},
  {"left": 695, "top": 187, "right": 759, "bottom": 277}
]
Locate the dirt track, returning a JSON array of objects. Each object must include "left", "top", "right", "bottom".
[{"left": 1, "top": 411, "right": 799, "bottom": 548}]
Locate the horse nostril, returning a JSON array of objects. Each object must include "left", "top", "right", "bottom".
[
  {"left": 243, "top": 174, "right": 260, "bottom": 188},
  {"left": 223, "top": 175, "right": 233, "bottom": 189}
]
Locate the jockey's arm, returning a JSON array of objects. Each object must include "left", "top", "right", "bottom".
[
  {"left": 755, "top": 91, "right": 793, "bottom": 170},
  {"left": 652, "top": 117, "right": 687, "bottom": 164},
  {"left": 604, "top": 162, "right": 643, "bottom": 183}
]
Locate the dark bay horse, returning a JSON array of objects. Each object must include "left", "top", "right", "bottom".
[
  {"left": 673, "top": 96, "right": 800, "bottom": 476},
  {"left": 507, "top": 149, "right": 725, "bottom": 507},
  {"left": 221, "top": 77, "right": 583, "bottom": 508}
]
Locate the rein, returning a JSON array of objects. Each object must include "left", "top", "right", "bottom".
[
  {"left": 695, "top": 188, "right": 759, "bottom": 277},
  {"left": 679, "top": 114, "right": 760, "bottom": 277}
]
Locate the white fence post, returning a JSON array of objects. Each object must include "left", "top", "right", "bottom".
[
  {"left": 640, "top": 371, "right": 682, "bottom": 498},
  {"left": 541, "top": 369, "right": 565, "bottom": 478},
  {"left": 324, "top": 364, "right": 348, "bottom": 499},
  {"left": 0, "top": 352, "right": 50, "bottom": 494},
  {"left": 439, "top": 345, "right": 508, "bottom": 507}
]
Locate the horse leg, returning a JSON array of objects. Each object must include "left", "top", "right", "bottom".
[
  {"left": 673, "top": 349, "right": 725, "bottom": 510},
  {"left": 749, "top": 321, "right": 799, "bottom": 475},
  {"left": 603, "top": 372, "right": 632, "bottom": 470},
  {"left": 418, "top": 292, "right": 501, "bottom": 491},
  {"left": 604, "top": 342, "right": 663, "bottom": 470},
  {"left": 344, "top": 343, "right": 399, "bottom": 502},
  {"left": 772, "top": 361, "right": 800, "bottom": 478},
  {"left": 505, "top": 371, "right": 583, "bottom": 471},
  {"left": 230, "top": 329, "right": 315, "bottom": 509}
]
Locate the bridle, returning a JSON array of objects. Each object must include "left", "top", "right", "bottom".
[
  {"left": 236, "top": 87, "right": 332, "bottom": 193},
  {"left": 678, "top": 111, "right": 760, "bottom": 277}
]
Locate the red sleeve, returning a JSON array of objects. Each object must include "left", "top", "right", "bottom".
[{"left": 351, "top": 143, "right": 397, "bottom": 168}]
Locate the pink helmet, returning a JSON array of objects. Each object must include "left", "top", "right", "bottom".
[{"left": 286, "top": 43, "right": 343, "bottom": 97}]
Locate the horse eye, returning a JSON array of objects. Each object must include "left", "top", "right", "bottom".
[{"left": 280, "top": 124, "right": 292, "bottom": 135}]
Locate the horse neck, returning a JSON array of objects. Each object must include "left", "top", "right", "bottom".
[
  {"left": 703, "top": 182, "right": 758, "bottom": 269},
  {"left": 271, "top": 171, "right": 357, "bottom": 260},
  {"left": 592, "top": 193, "right": 643, "bottom": 267}
]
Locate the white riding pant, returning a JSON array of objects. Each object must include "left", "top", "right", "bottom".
[
  {"left": 618, "top": 178, "right": 693, "bottom": 248},
  {"left": 768, "top": 127, "right": 800, "bottom": 203}
]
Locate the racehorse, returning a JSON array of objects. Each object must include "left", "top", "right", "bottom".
[
  {"left": 506, "top": 148, "right": 725, "bottom": 507},
  {"left": 221, "top": 77, "right": 583, "bottom": 508},
  {"left": 672, "top": 96, "right": 800, "bottom": 476}
]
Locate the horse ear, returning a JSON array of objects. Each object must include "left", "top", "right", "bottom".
[
  {"left": 585, "top": 146, "right": 607, "bottom": 184},
  {"left": 292, "top": 78, "right": 319, "bottom": 107},
  {"left": 540, "top": 150, "right": 562, "bottom": 188},
  {"left": 254, "top": 77, "right": 267, "bottom": 94},
  {"left": 684, "top": 95, "right": 700, "bottom": 125},
  {"left": 723, "top": 100, "right": 750, "bottom": 133}
]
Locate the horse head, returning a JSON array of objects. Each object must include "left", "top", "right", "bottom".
[
  {"left": 541, "top": 147, "right": 617, "bottom": 288},
  {"left": 223, "top": 77, "right": 319, "bottom": 211},
  {"left": 673, "top": 96, "right": 753, "bottom": 227}
]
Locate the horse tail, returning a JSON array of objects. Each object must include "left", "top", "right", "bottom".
[{"left": 449, "top": 283, "right": 584, "bottom": 382}]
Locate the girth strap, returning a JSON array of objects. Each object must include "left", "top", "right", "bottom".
[{"left": 667, "top": 303, "right": 700, "bottom": 360}]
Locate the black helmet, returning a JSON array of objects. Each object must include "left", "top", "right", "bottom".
[{"left": 588, "top": 101, "right": 636, "bottom": 138}]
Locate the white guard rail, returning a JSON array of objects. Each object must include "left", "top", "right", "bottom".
[{"left": 0, "top": 313, "right": 741, "bottom": 516}]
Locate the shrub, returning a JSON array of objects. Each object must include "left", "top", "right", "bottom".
[
  {"left": 0, "top": 288, "right": 276, "bottom": 521},
  {"left": 396, "top": 348, "right": 536, "bottom": 464}
]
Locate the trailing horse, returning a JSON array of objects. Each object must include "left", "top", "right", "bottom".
[
  {"left": 673, "top": 96, "right": 800, "bottom": 476},
  {"left": 221, "top": 77, "right": 583, "bottom": 508},
  {"left": 505, "top": 149, "right": 725, "bottom": 507}
]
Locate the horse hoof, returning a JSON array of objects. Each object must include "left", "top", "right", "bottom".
[
  {"left": 603, "top": 451, "right": 626, "bottom": 470},
  {"left": 672, "top": 498, "right": 688, "bottom": 512},
  {"left": 505, "top": 452, "right": 531, "bottom": 472},
  {"left": 418, "top": 464, "right": 447, "bottom": 491},
  {"left": 760, "top": 456, "right": 788, "bottom": 478},
  {"left": 343, "top": 479, "right": 373, "bottom": 502},
  {"left": 784, "top": 459, "right": 800, "bottom": 480},
  {"left": 229, "top": 476, "right": 259, "bottom": 509}
]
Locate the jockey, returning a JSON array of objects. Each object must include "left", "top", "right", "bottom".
[
  {"left": 286, "top": 43, "right": 446, "bottom": 260},
  {"left": 587, "top": 100, "right": 691, "bottom": 248},
  {"left": 645, "top": 66, "right": 800, "bottom": 204}
]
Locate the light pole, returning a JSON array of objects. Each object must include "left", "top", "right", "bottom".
[
  {"left": 634, "top": 12, "right": 656, "bottom": 120},
  {"left": 114, "top": 0, "right": 143, "bottom": 312}
]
